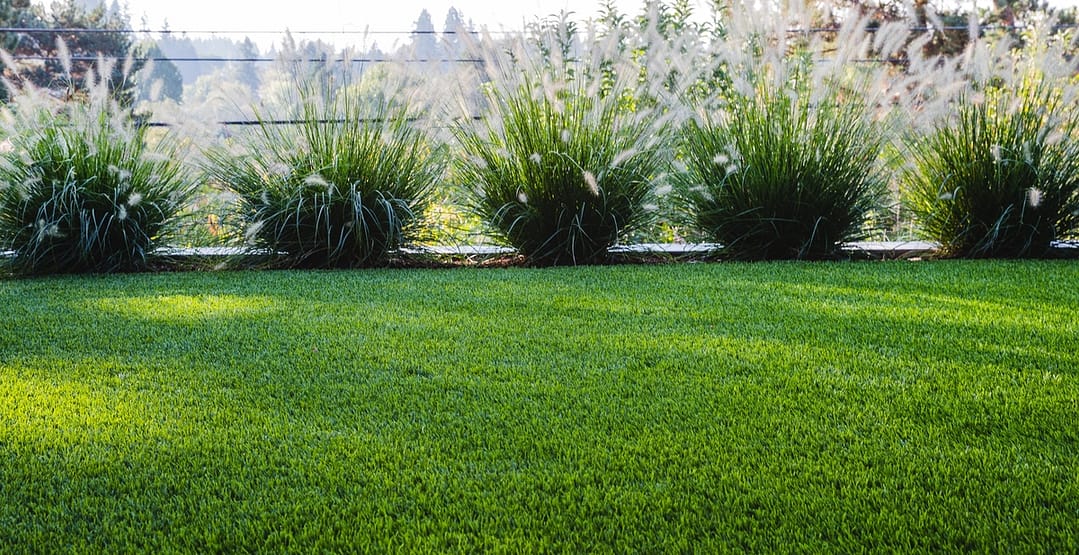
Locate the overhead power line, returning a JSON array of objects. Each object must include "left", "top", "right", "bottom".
[
  {"left": 0, "top": 27, "right": 486, "bottom": 36},
  {"left": 2, "top": 23, "right": 1078, "bottom": 37},
  {"left": 7, "top": 53, "right": 917, "bottom": 67},
  {"left": 141, "top": 116, "right": 485, "bottom": 127},
  {"left": 10, "top": 55, "right": 485, "bottom": 64}
]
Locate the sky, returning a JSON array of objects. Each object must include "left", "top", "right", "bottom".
[
  {"left": 114, "top": 0, "right": 675, "bottom": 50},
  {"left": 62, "top": 0, "right": 1079, "bottom": 51}
]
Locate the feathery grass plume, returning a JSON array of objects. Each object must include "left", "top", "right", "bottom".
[
  {"left": 903, "top": 79, "right": 1079, "bottom": 257},
  {"left": 0, "top": 62, "right": 194, "bottom": 275},
  {"left": 675, "top": 6, "right": 893, "bottom": 260},
  {"left": 454, "top": 65, "right": 667, "bottom": 265},
  {"left": 203, "top": 80, "right": 445, "bottom": 268}
]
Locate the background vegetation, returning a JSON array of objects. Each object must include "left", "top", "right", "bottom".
[
  {"left": 0, "top": 0, "right": 140, "bottom": 104},
  {"left": 4, "top": 0, "right": 1079, "bottom": 264}
]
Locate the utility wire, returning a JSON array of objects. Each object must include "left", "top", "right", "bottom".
[
  {"left": 142, "top": 116, "right": 484, "bottom": 127},
  {"left": 10, "top": 55, "right": 486, "bottom": 63},
  {"left": 0, "top": 27, "right": 487, "bottom": 35},
  {"left": 1, "top": 24, "right": 1075, "bottom": 36},
  {"left": 3, "top": 53, "right": 927, "bottom": 66}
]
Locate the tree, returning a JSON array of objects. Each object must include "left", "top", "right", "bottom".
[
  {"left": 272, "top": 32, "right": 349, "bottom": 106},
  {"left": 838, "top": 0, "right": 1069, "bottom": 60},
  {"left": 2, "top": 0, "right": 142, "bottom": 104},
  {"left": 0, "top": 0, "right": 42, "bottom": 53},
  {"left": 410, "top": 9, "right": 440, "bottom": 61},
  {"left": 0, "top": 0, "right": 44, "bottom": 102},
  {"left": 135, "top": 42, "right": 182, "bottom": 102},
  {"left": 441, "top": 7, "right": 472, "bottom": 62},
  {"left": 237, "top": 37, "right": 261, "bottom": 94}
]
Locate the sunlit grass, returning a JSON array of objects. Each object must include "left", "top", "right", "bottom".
[
  {"left": 82, "top": 294, "right": 277, "bottom": 320},
  {"left": 1, "top": 262, "right": 1077, "bottom": 551}
]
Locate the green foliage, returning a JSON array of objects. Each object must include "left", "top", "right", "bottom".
[
  {"left": 0, "top": 0, "right": 38, "bottom": 53},
  {"left": 537, "top": 0, "right": 725, "bottom": 108},
  {"left": 1, "top": 262, "right": 1077, "bottom": 551},
  {"left": 903, "top": 83, "right": 1079, "bottom": 257},
  {"left": 410, "top": 197, "right": 487, "bottom": 247},
  {"left": 0, "top": 98, "right": 194, "bottom": 275},
  {"left": 676, "top": 79, "right": 889, "bottom": 260},
  {"left": 455, "top": 78, "right": 666, "bottom": 265},
  {"left": 203, "top": 85, "right": 444, "bottom": 268}
]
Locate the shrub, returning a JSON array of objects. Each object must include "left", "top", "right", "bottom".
[
  {"left": 902, "top": 82, "right": 1079, "bottom": 257},
  {"left": 454, "top": 78, "right": 666, "bottom": 266},
  {"left": 203, "top": 88, "right": 444, "bottom": 268},
  {"left": 675, "top": 79, "right": 889, "bottom": 260},
  {"left": 0, "top": 97, "right": 194, "bottom": 275}
]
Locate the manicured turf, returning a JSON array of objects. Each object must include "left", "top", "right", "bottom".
[{"left": 1, "top": 261, "right": 1077, "bottom": 552}]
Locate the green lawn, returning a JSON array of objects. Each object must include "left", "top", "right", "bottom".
[{"left": 1, "top": 261, "right": 1077, "bottom": 552}]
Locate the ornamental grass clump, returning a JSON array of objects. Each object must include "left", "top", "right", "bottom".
[
  {"left": 670, "top": 5, "right": 900, "bottom": 260},
  {"left": 0, "top": 75, "right": 194, "bottom": 275},
  {"left": 455, "top": 77, "right": 666, "bottom": 266},
  {"left": 677, "top": 79, "right": 890, "bottom": 260},
  {"left": 903, "top": 82, "right": 1079, "bottom": 258},
  {"left": 204, "top": 86, "right": 444, "bottom": 268}
]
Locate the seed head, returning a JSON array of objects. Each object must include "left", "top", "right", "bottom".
[
  {"left": 245, "top": 221, "right": 265, "bottom": 245},
  {"left": 1027, "top": 188, "right": 1042, "bottom": 208},
  {"left": 304, "top": 174, "right": 332, "bottom": 191},
  {"left": 583, "top": 171, "right": 600, "bottom": 197},
  {"left": 611, "top": 148, "right": 636, "bottom": 167},
  {"left": 468, "top": 155, "right": 488, "bottom": 170}
]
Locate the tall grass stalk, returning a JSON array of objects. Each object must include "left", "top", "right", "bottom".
[{"left": 203, "top": 83, "right": 445, "bottom": 268}]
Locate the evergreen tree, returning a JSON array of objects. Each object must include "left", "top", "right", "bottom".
[
  {"left": 441, "top": 7, "right": 470, "bottom": 61},
  {"left": 136, "top": 42, "right": 183, "bottom": 102},
  {"left": 0, "top": 0, "right": 42, "bottom": 57},
  {"left": 410, "top": 9, "right": 440, "bottom": 61},
  {"left": 2, "top": 0, "right": 141, "bottom": 104},
  {"left": 237, "top": 37, "right": 261, "bottom": 94}
]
